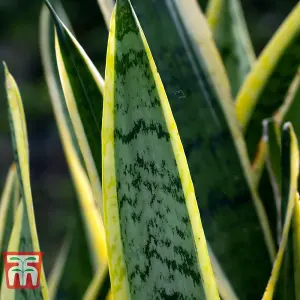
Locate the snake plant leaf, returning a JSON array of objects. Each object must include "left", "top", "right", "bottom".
[
  {"left": 0, "top": 164, "right": 17, "bottom": 282},
  {"left": 293, "top": 195, "right": 300, "bottom": 300},
  {"left": 97, "top": 0, "right": 115, "bottom": 28},
  {"left": 262, "top": 119, "right": 282, "bottom": 244},
  {"left": 236, "top": 3, "right": 300, "bottom": 159},
  {"left": 4, "top": 64, "right": 48, "bottom": 299},
  {"left": 103, "top": 1, "right": 220, "bottom": 299},
  {"left": 99, "top": 0, "right": 275, "bottom": 298},
  {"left": 207, "top": 245, "right": 239, "bottom": 300},
  {"left": 44, "top": 0, "right": 104, "bottom": 216},
  {"left": 99, "top": 0, "right": 275, "bottom": 299},
  {"left": 40, "top": 6, "right": 109, "bottom": 298},
  {"left": 40, "top": 2, "right": 107, "bottom": 266},
  {"left": 277, "top": 70, "right": 300, "bottom": 141},
  {"left": 0, "top": 201, "right": 23, "bottom": 299},
  {"left": 251, "top": 69, "right": 300, "bottom": 190},
  {"left": 262, "top": 123, "right": 299, "bottom": 300},
  {"left": 47, "top": 234, "right": 71, "bottom": 300},
  {"left": 206, "top": 0, "right": 256, "bottom": 96},
  {"left": 0, "top": 164, "right": 16, "bottom": 253},
  {"left": 83, "top": 265, "right": 110, "bottom": 300}
]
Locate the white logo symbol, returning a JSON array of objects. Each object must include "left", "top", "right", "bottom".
[{"left": 7, "top": 255, "right": 39, "bottom": 286}]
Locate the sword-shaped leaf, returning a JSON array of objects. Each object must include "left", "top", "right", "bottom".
[
  {"left": 103, "top": 1, "right": 219, "bottom": 299},
  {"left": 97, "top": 0, "right": 115, "bottom": 28},
  {"left": 0, "top": 164, "right": 16, "bottom": 257},
  {"left": 0, "top": 202, "right": 23, "bottom": 299},
  {"left": 251, "top": 69, "right": 300, "bottom": 187},
  {"left": 236, "top": 3, "right": 300, "bottom": 159},
  {"left": 40, "top": 5, "right": 109, "bottom": 298},
  {"left": 293, "top": 195, "right": 300, "bottom": 300},
  {"left": 45, "top": 0, "right": 104, "bottom": 216},
  {"left": 262, "top": 123, "right": 299, "bottom": 300},
  {"left": 83, "top": 265, "right": 110, "bottom": 300},
  {"left": 48, "top": 234, "right": 71, "bottom": 300},
  {"left": 99, "top": 0, "right": 275, "bottom": 298},
  {"left": 278, "top": 70, "right": 300, "bottom": 140},
  {"left": 206, "top": 0, "right": 256, "bottom": 96},
  {"left": 4, "top": 64, "right": 48, "bottom": 299},
  {"left": 263, "top": 119, "right": 282, "bottom": 244}
]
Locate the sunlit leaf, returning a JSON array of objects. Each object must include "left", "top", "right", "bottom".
[
  {"left": 103, "top": 1, "right": 219, "bottom": 299},
  {"left": 293, "top": 195, "right": 300, "bottom": 300},
  {"left": 236, "top": 3, "right": 300, "bottom": 158},
  {"left": 45, "top": 0, "right": 104, "bottom": 216},
  {"left": 99, "top": 0, "right": 275, "bottom": 298},
  {"left": 0, "top": 202, "right": 23, "bottom": 299},
  {"left": 0, "top": 164, "right": 17, "bottom": 276},
  {"left": 40, "top": 5, "right": 109, "bottom": 298},
  {"left": 4, "top": 64, "right": 48, "bottom": 299}
]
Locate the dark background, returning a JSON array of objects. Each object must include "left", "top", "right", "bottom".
[{"left": 0, "top": 0, "right": 297, "bottom": 273}]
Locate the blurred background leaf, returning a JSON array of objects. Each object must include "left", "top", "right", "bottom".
[{"left": 0, "top": 0, "right": 297, "bottom": 282}]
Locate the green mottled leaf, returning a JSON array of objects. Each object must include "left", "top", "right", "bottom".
[
  {"left": 207, "top": 0, "right": 256, "bottom": 96},
  {"left": 103, "top": 1, "right": 219, "bottom": 299},
  {"left": 45, "top": 0, "right": 104, "bottom": 216},
  {"left": 236, "top": 3, "right": 300, "bottom": 159},
  {"left": 3, "top": 65, "right": 48, "bottom": 299},
  {"left": 99, "top": 0, "right": 275, "bottom": 298}
]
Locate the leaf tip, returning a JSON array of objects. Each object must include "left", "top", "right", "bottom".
[
  {"left": 3, "top": 61, "right": 9, "bottom": 75},
  {"left": 283, "top": 121, "right": 292, "bottom": 132}
]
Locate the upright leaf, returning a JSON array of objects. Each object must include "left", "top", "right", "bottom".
[
  {"left": 4, "top": 64, "right": 48, "bottom": 299},
  {"left": 45, "top": 0, "right": 104, "bottom": 216},
  {"left": 293, "top": 195, "right": 300, "bottom": 300},
  {"left": 47, "top": 234, "right": 71, "bottom": 300},
  {"left": 99, "top": 0, "right": 276, "bottom": 298},
  {"left": 262, "top": 123, "right": 299, "bottom": 300},
  {"left": 40, "top": 5, "right": 109, "bottom": 298},
  {"left": 0, "top": 164, "right": 17, "bottom": 282},
  {"left": 83, "top": 265, "right": 110, "bottom": 300},
  {"left": 97, "top": 0, "right": 115, "bottom": 28},
  {"left": 0, "top": 202, "right": 23, "bottom": 299},
  {"left": 263, "top": 119, "right": 282, "bottom": 243},
  {"left": 236, "top": 3, "right": 300, "bottom": 158},
  {"left": 103, "top": 1, "right": 219, "bottom": 299},
  {"left": 206, "top": 0, "right": 256, "bottom": 96},
  {"left": 278, "top": 69, "right": 300, "bottom": 140}
]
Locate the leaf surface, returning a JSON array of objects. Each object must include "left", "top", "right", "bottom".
[
  {"left": 103, "top": 1, "right": 219, "bottom": 299},
  {"left": 99, "top": 0, "right": 276, "bottom": 298}
]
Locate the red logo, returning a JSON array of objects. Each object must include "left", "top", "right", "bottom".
[{"left": 2, "top": 252, "right": 43, "bottom": 289}]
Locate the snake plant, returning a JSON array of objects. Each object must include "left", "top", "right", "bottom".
[{"left": 1, "top": 0, "right": 300, "bottom": 299}]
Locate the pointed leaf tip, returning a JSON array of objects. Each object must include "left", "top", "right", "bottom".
[
  {"left": 3, "top": 61, "right": 8, "bottom": 73},
  {"left": 283, "top": 122, "right": 292, "bottom": 131}
]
